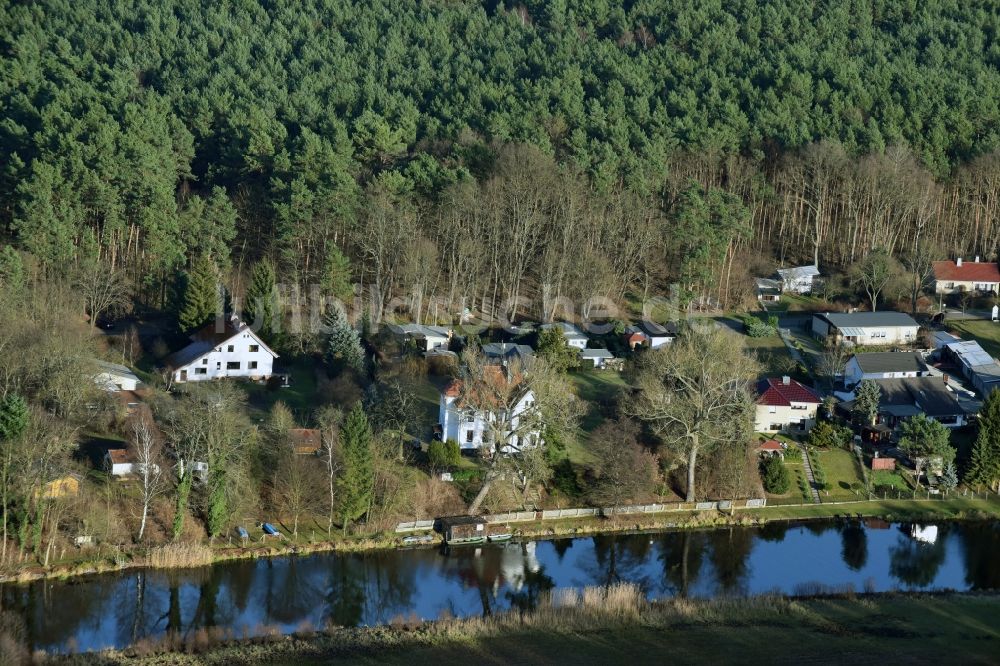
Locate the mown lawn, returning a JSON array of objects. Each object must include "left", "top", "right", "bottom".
[
  {"left": 812, "top": 447, "right": 866, "bottom": 500},
  {"left": 239, "top": 357, "right": 319, "bottom": 422}
]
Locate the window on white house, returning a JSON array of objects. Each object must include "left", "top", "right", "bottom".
[
  {"left": 202, "top": 358, "right": 208, "bottom": 365},
  {"left": 227, "top": 361, "right": 240, "bottom": 370},
  {"left": 768, "top": 406, "right": 776, "bottom": 413},
  {"left": 216, "top": 362, "right": 221, "bottom": 369},
  {"left": 249, "top": 344, "right": 259, "bottom": 352},
  {"left": 195, "top": 368, "right": 207, "bottom": 375},
  {"left": 249, "top": 361, "right": 258, "bottom": 369},
  {"left": 465, "top": 429, "right": 473, "bottom": 443},
  {"left": 227, "top": 344, "right": 235, "bottom": 352}
]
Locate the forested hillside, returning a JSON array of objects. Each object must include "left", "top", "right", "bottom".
[{"left": 3, "top": 0, "right": 1000, "bottom": 313}]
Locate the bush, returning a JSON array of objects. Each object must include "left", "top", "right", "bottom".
[
  {"left": 742, "top": 314, "right": 776, "bottom": 338},
  {"left": 427, "top": 439, "right": 461, "bottom": 470},
  {"left": 760, "top": 456, "right": 791, "bottom": 494}
]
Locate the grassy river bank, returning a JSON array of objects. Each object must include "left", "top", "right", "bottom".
[
  {"left": 3, "top": 495, "right": 999, "bottom": 585},
  {"left": 51, "top": 587, "right": 1000, "bottom": 665}
]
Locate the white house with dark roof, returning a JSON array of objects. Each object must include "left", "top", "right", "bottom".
[
  {"left": 624, "top": 321, "right": 678, "bottom": 349},
  {"left": 165, "top": 316, "right": 278, "bottom": 383},
  {"left": 812, "top": 312, "right": 919, "bottom": 346},
  {"left": 843, "top": 352, "right": 929, "bottom": 388},
  {"left": 579, "top": 348, "right": 615, "bottom": 369},
  {"left": 541, "top": 322, "right": 588, "bottom": 349}
]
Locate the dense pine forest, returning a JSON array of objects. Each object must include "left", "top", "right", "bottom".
[{"left": 3, "top": 0, "right": 1000, "bottom": 315}]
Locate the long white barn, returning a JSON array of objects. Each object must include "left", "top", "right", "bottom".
[{"left": 166, "top": 317, "right": 278, "bottom": 383}]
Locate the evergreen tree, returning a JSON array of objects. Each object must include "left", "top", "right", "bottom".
[
  {"left": 244, "top": 259, "right": 279, "bottom": 342},
  {"left": 536, "top": 326, "right": 579, "bottom": 372},
  {"left": 853, "top": 381, "right": 881, "bottom": 425},
  {"left": 324, "top": 303, "right": 365, "bottom": 373},
  {"left": 966, "top": 390, "right": 1000, "bottom": 491},
  {"left": 0, "top": 246, "right": 25, "bottom": 296},
  {"left": 898, "top": 414, "right": 954, "bottom": 483},
  {"left": 322, "top": 245, "right": 354, "bottom": 304},
  {"left": 760, "top": 455, "right": 790, "bottom": 494},
  {"left": 337, "top": 404, "right": 374, "bottom": 534},
  {"left": 177, "top": 254, "right": 219, "bottom": 333}
]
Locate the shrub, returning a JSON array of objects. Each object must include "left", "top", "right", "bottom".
[
  {"left": 427, "top": 440, "right": 460, "bottom": 470},
  {"left": 742, "top": 315, "right": 776, "bottom": 338},
  {"left": 760, "top": 456, "right": 790, "bottom": 494}
]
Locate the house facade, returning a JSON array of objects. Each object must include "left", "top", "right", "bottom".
[
  {"left": 843, "top": 352, "right": 929, "bottom": 387},
  {"left": 166, "top": 317, "right": 278, "bottom": 383},
  {"left": 755, "top": 377, "right": 823, "bottom": 433},
  {"left": 93, "top": 360, "right": 141, "bottom": 392},
  {"left": 579, "top": 348, "right": 615, "bottom": 368},
  {"left": 438, "top": 378, "right": 542, "bottom": 451},
  {"left": 624, "top": 321, "right": 677, "bottom": 349},
  {"left": 388, "top": 323, "right": 453, "bottom": 352},
  {"left": 542, "top": 322, "right": 588, "bottom": 349},
  {"left": 932, "top": 258, "right": 1000, "bottom": 294},
  {"left": 812, "top": 312, "right": 919, "bottom": 346},
  {"left": 776, "top": 265, "right": 820, "bottom": 294}
]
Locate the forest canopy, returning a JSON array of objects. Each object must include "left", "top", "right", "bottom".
[{"left": 3, "top": 0, "right": 1000, "bottom": 314}]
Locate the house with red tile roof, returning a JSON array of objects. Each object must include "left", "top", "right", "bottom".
[
  {"left": 932, "top": 257, "right": 1000, "bottom": 294},
  {"left": 755, "top": 376, "right": 822, "bottom": 434}
]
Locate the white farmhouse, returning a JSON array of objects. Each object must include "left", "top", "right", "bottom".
[
  {"left": 812, "top": 312, "right": 919, "bottom": 346},
  {"left": 541, "top": 322, "right": 588, "bottom": 349},
  {"left": 165, "top": 316, "right": 278, "bottom": 383},
  {"left": 438, "top": 371, "right": 543, "bottom": 452},
  {"left": 93, "top": 360, "right": 141, "bottom": 392}
]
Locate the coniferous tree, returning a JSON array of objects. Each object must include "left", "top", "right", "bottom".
[
  {"left": 337, "top": 404, "right": 374, "bottom": 534},
  {"left": 244, "top": 259, "right": 279, "bottom": 342},
  {"left": 324, "top": 303, "right": 365, "bottom": 373},
  {"left": 966, "top": 391, "right": 1000, "bottom": 491},
  {"left": 322, "top": 245, "right": 354, "bottom": 304},
  {"left": 177, "top": 254, "right": 219, "bottom": 333}
]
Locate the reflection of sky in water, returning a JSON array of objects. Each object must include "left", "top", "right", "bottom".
[{"left": 3, "top": 520, "right": 996, "bottom": 653}]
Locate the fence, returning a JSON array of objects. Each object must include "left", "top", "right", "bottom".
[
  {"left": 394, "top": 519, "right": 435, "bottom": 533},
  {"left": 485, "top": 510, "right": 537, "bottom": 523}
]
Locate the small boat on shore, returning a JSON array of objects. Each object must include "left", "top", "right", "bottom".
[
  {"left": 487, "top": 533, "right": 512, "bottom": 542},
  {"left": 401, "top": 534, "right": 435, "bottom": 546}
]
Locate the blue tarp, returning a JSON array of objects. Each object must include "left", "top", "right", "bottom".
[
  {"left": 262, "top": 523, "right": 280, "bottom": 536},
  {"left": 237, "top": 527, "right": 249, "bottom": 539}
]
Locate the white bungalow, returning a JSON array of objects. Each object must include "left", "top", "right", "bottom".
[
  {"left": 105, "top": 449, "right": 136, "bottom": 477},
  {"left": 165, "top": 316, "right": 278, "bottom": 383},
  {"left": 438, "top": 369, "right": 543, "bottom": 452},
  {"left": 579, "top": 348, "right": 615, "bottom": 369},
  {"left": 93, "top": 360, "right": 141, "bottom": 392},
  {"left": 541, "top": 322, "right": 588, "bottom": 349},
  {"left": 388, "top": 323, "right": 453, "bottom": 352},
  {"left": 776, "top": 265, "right": 820, "bottom": 294}
]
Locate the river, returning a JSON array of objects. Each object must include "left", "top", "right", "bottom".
[{"left": 2, "top": 519, "right": 998, "bottom": 654}]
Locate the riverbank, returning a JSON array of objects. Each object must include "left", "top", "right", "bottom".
[
  {"left": 52, "top": 587, "right": 1000, "bottom": 664},
  {"left": 3, "top": 495, "right": 999, "bottom": 584}
]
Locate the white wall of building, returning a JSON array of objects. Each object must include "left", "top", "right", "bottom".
[
  {"left": 173, "top": 331, "right": 275, "bottom": 382},
  {"left": 439, "top": 390, "right": 542, "bottom": 451}
]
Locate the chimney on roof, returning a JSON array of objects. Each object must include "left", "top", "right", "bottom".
[
  {"left": 957, "top": 257, "right": 963, "bottom": 267},
  {"left": 782, "top": 376, "right": 791, "bottom": 385}
]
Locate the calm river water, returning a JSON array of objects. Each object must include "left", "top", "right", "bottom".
[{"left": 2, "top": 519, "right": 998, "bottom": 653}]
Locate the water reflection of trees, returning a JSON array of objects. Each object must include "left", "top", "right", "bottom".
[
  {"left": 888, "top": 526, "right": 947, "bottom": 588},
  {"left": 959, "top": 522, "right": 1000, "bottom": 590},
  {"left": 658, "top": 531, "right": 704, "bottom": 597},
  {"left": 584, "top": 534, "right": 656, "bottom": 593},
  {"left": 839, "top": 521, "right": 868, "bottom": 571},
  {"left": 706, "top": 527, "right": 753, "bottom": 596}
]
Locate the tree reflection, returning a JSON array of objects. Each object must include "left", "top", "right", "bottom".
[
  {"left": 325, "top": 556, "right": 365, "bottom": 627},
  {"left": 707, "top": 527, "right": 753, "bottom": 595},
  {"left": 839, "top": 521, "right": 868, "bottom": 571},
  {"left": 889, "top": 527, "right": 947, "bottom": 588},
  {"left": 959, "top": 522, "right": 1000, "bottom": 590},
  {"left": 659, "top": 531, "right": 704, "bottom": 597}
]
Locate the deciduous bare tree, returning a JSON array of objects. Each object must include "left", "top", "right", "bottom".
[
  {"left": 626, "top": 324, "right": 759, "bottom": 502},
  {"left": 131, "top": 412, "right": 165, "bottom": 542}
]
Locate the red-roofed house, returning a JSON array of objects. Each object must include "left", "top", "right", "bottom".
[
  {"left": 933, "top": 258, "right": 1000, "bottom": 294},
  {"left": 755, "top": 376, "right": 822, "bottom": 434},
  {"left": 288, "top": 428, "right": 321, "bottom": 455}
]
